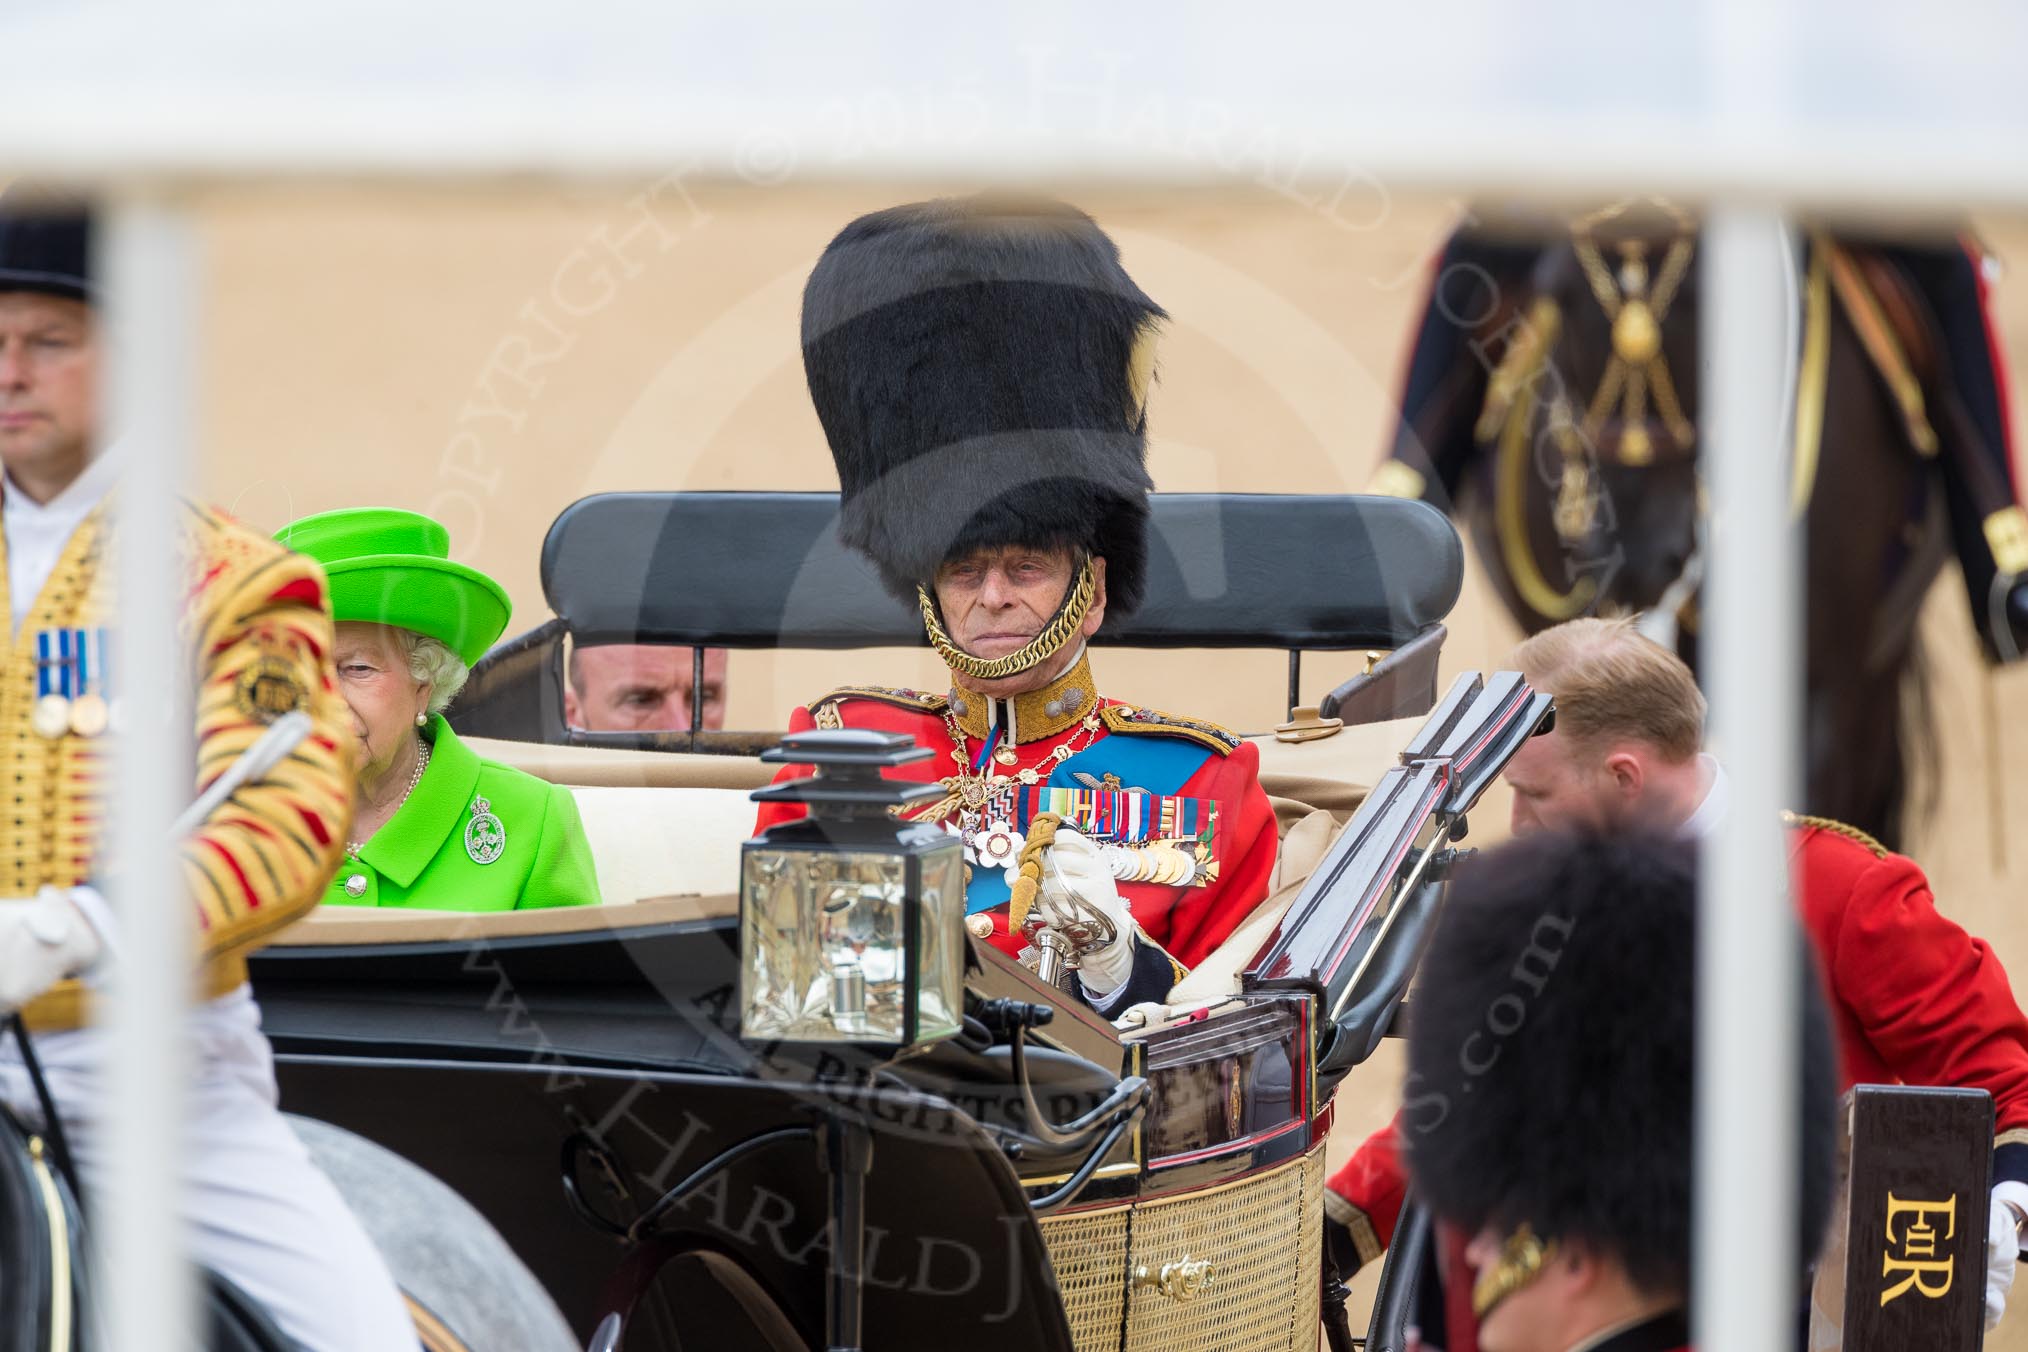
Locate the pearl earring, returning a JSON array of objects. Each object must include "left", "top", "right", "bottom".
[{"left": 415, "top": 712, "right": 428, "bottom": 727}]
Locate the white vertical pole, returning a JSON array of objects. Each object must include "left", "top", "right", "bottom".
[
  {"left": 100, "top": 194, "right": 199, "bottom": 1348},
  {"left": 1694, "top": 207, "right": 1801, "bottom": 1349}
]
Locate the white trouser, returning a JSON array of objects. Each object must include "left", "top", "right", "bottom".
[{"left": 0, "top": 985, "right": 417, "bottom": 1352}]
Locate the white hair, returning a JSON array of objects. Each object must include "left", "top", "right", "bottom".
[{"left": 396, "top": 630, "right": 471, "bottom": 716}]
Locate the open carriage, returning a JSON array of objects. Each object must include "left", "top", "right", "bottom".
[{"left": 222, "top": 488, "right": 1546, "bottom": 1351}]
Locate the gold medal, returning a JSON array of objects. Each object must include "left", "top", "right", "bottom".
[
  {"left": 993, "top": 746, "right": 1019, "bottom": 766},
  {"left": 68, "top": 693, "right": 108, "bottom": 738},
  {"left": 30, "top": 694, "right": 71, "bottom": 740}
]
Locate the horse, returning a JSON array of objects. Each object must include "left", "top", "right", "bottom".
[
  {"left": 0, "top": 1095, "right": 579, "bottom": 1351},
  {"left": 1374, "top": 202, "right": 2021, "bottom": 849}
]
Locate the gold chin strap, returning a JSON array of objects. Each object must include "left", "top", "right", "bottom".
[
  {"left": 918, "top": 558, "right": 1098, "bottom": 683},
  {"left": 1471, "top": 1223, "right": 1557, "bottom": 1320}
]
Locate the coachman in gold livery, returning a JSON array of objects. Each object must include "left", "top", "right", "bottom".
[{"left": 0, "top": 193, "right": 416, "bottom": 1350}]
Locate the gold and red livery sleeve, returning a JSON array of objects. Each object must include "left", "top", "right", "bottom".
[
  {"left": 1325, "top": 1120, "right": 1407, "bottom": 1276},
  {"left": 1796, "top": 823, "right": 2028, "bottom": 1182},
  {"left": 179, "top": 512, "right": 353, "bottom": 961}
]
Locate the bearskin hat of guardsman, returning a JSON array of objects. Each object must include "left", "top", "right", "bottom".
[
  {"left": 1402, "top": 833, "right": 1839, "bottom": 1325},
  {"left": 801, "top": 195, "right": 1163, "bottom": 678}
]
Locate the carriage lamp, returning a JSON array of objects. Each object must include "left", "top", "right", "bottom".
[{"left": 741, "top": 729, "right": 966, "bottom": 1050}]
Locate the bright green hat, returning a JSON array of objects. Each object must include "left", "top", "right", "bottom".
[{"left": 275, "top": 508, "right": 512, "bottom": 667}]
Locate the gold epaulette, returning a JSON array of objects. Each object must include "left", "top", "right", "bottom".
[
  {"left": 805, "top": 686, "right": 949, "bottom": 716},
  {"left": 1780, "top": 810, "right": 1888, "bottom": 859},
  {"left": 1100, "top": 704, "right": 1241, "bottom": 756}
]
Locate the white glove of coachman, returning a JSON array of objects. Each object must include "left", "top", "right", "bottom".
[
  {"left": 1036, "top": 827, "right": 1137, "bottom": 1001},
  {"left": 1988, "top": 1188, "right": 2024, "bottom": 1330},
  {"left": 0, "top": 887, "right": 104, "bottom": 1015}
]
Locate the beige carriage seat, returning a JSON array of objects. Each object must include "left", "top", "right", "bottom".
[
  {"left": 1165, "top": 713, "right": 1423, "bottom": 1002},
  {"left": 460, "top": 735, "right": 771, "bottom": 904}
]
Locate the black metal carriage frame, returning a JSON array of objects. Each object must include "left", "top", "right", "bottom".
[{"left": 244, "top": 491, "right": 1548, "bottom": 1352}]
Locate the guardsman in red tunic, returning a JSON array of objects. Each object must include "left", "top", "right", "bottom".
[
  {"left": 1328, "top": 616, "right": 2028, "bottom": 1334},
  {"left": 754, "top": 196, "right": 1276, "bottom": 1014},
  {"left": 1396, "top": 832, "right": 1837, "bottom": 1352}
]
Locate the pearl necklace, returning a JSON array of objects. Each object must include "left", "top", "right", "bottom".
[{"left": 347, "top": 740, "right": 431, "bottom": 858}]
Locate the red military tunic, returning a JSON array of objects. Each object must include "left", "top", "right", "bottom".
[
  {"left": 1326, "top": 814, "right": 2028, "bottom": 1273},
  {"left": 753, "top": 654, "right": 1277, "bottom": 989}
]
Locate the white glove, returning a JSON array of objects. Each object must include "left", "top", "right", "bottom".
[
  {"left": 0, "top": 887, "right": 104, "bottom": 1015},
  {"left": 1988, "top": 1187, "right": 2024, "bottom": 1331},
  {"left": 1037, "top": 827, "right": 1137, "bottom": 1000}
]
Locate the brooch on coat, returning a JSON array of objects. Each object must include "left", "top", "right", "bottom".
[{"left": 465, "top": 796, "right": 507, "bottom": 865}]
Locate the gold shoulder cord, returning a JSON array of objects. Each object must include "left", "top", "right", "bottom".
[
  {"left": 918, "top": 558, "right": 1097, "bottom": 683},
  {"left": 1781, "top": 809, "right": 1889, "bottom": 859},
  {"left": 1007, "top": 812, "right": 1062, "bottom": 934}
]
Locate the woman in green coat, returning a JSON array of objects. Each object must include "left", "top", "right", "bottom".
[{"left": 277, "top": 507, "right": 600, "bottom": 910}]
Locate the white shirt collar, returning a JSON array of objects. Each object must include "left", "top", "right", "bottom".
[
  {"left": 3, "top": 448, "right": 120, "bottom": 524},
  {"left": 2, "top": 449, "right": 122, "bottom": 634},
  {"left": 1675, "top": 753, "right": 1729, "bottom": 840}
]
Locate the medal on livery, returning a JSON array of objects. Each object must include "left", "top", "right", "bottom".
[
  {"left": 464, "top": 795, "right": 506, "bottom": 864},
  {"left": 68, "top": 628, "right": 109, "bottom": 738},
  {"left": 31, "top": 628, "right": 87, "bottom": 740}
]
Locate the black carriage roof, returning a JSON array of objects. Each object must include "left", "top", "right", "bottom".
[{"left": 541, "top": 491, "right": 1462, "bottom": 651}]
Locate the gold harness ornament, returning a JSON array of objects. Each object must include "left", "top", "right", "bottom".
[
  {"left": 917, "top": 557, "right": 1097, "bottom": 683},
  {"left": 1568, "top": 199, "right": 1698, "bottom": 471}
]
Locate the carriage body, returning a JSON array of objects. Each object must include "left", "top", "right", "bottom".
[{"left": 232, "top": 490, "right": 1547, "bottom": 1350}]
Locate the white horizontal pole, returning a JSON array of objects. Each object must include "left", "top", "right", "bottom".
[{"left": 0, "top": 112, "right": 2027, "bottom": 214}]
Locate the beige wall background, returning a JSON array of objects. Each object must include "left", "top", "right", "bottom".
[{"left": 194, "top": 183, "right": 2028, "bottom": 1337}]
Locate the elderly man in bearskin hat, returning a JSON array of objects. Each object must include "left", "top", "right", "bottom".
[
  {"left": 755, "top": 196, "right": 1277, "bottom": 1013},
  {"left": 0, "top": 195, "right": 416, "bottom": 1347},
  {"left": 1399, "top": 832, "right": 1838, "bottom": 1352}
]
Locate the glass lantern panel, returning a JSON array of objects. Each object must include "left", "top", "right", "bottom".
[
  {"left": 914, "top": 843, "right": 966, "bottom": 1043},
  {"left": 740, "top": 847, "right": 909, "bottom": 1043}
]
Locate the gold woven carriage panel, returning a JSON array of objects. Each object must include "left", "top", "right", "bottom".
[
  {"left": 1120, "top": 1143, "right": 1325, "bottom": 1352},
  {"left": 1039, "top": 1202, "right": 1132, "bottom": 1352}
]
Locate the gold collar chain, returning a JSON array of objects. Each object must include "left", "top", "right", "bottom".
[{"left": 917, "top": 558, "right": 1096, "bottom": 683}]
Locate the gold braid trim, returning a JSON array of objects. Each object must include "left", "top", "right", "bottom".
[
  {"left": 1099, "top": 703, "right": 1241, "bottom": 756},
  {"left": 803, "top": 686, "right": 947, "bottom": 717},
  {"left": 1322, "top": 1193, "right": 1385, "bottom": 1268},
  {"left": 918, "top": 559, "right": 1096, "bottom": 683},
  {"left": 1007, "top": 812, "right": 1062, "bottom": 935},
  {"left": 1781, "top": 809, "right": 1888, "bottom": 859}
]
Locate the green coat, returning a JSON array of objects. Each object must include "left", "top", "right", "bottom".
[{"left": 323, "top": 716, "right": 599, "bottom": 910}]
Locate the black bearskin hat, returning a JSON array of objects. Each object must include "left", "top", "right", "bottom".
[
  {"left": 801, "top": 195, "right": 1164, "bottom": 620},
  {"left": 1401, "top": 833, "right": 1838, "bottom": 1299},
  {"left": 0, "top": 188, "right": 90, "bottom": 302}
]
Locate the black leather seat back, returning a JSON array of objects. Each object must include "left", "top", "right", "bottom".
[
  {"left": 542, "top": 491, "right": 1461, "bottom": 651},
  {"left": 453, "top": 491, "right": 1463, "bottom": 746}
]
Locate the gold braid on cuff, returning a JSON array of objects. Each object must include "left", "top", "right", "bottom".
[
  {"left": 918, "top": 558, "right": 1097, "bottom": 683},
  {"left": 1471, "top": 1224, "right": 1556, "bottom": 1319}
]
